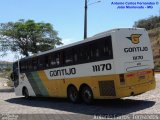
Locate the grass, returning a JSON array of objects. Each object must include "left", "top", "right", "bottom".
[
  {"left": 148, "top": 28, "right": 160, "bottom": 71},
  {"left": 0, "top": 69, "right": 14, "bottom": 87},
  {"left": 0, "top": 69, "right": 12, "bottom": 80},
  {"left": 6, "top": 80, "right": 14, "bottom": 87}
]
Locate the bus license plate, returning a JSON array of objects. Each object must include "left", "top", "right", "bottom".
[
  {"left": 139, "top": 75, "right": 145, "bottom": 80},
  {"left": 137, "top": 71, "right": 146, "bottom": 80}
]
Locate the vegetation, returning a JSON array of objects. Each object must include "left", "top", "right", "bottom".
[
  {"left": 0, "top": 19, "right": 62, "bottom": 57},
  {"left": 135, "top": 16, "right": 160, "bottom": 70},
  {"left": 6, "top": 80, "right": 14, "bottom": 87},
  {"left": 0, "top": 67, "right": 14, "bottom": 87},
  {"left": 148, "top": 28, "right": 160, "bottom": 70},
  {"left": 134, "top": 16, "right": 160, "bottom": 30},
  {"left": 0, "top": 67, "right": 12, "bottom": 79}
]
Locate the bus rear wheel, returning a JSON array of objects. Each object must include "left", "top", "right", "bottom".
[
  {"left": 23, "top": 87, "right": 29, "bottom": 99},
  {"left": 81, "top": 86, "right": 93, "bottom": 104},
  {"left": 67, "top": 86, "right": 80, "bottom": 103}
]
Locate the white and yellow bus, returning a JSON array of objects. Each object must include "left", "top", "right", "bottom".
[{"left": 11, "top": 28, "right": 156, "bottom": 104}]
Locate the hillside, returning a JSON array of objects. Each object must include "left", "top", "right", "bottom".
[
  {"left": 148, "top": 28, "right": 160, "bottom": 70},
  {"left": 134, "top": 16, "right": 160, "bottom": 70},
  {"left": 0, "top": 61, "right": 13, "bottom": 71}
]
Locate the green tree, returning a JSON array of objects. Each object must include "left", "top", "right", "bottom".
[{"left": 0, "top": 19, "right": 62, "bottom": 57}]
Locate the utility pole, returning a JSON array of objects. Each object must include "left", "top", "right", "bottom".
[
  {"left": 84, "top": 0, "right": 87, "bottom": 39},
  {"left": 83, "top": 0, "right": 101, "bottom": 40}
]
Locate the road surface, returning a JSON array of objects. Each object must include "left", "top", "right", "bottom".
[{"left": 0, "top": 75, "right": 160, "bottom": 120}]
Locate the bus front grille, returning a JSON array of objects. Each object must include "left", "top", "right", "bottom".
[{"left": 99, "top": 80, "right": 116, "bottom": 96}]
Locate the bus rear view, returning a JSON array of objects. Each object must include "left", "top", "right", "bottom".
[
  {"left": 11, "top": 28, "right": 155, "bottom": 104},
  {"left": 113, "top": 28, "right": 156, "bottom": 97}
]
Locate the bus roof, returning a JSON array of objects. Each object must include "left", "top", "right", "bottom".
[{"left": 18, "top": 28, "right": 145, "bottom": 61}]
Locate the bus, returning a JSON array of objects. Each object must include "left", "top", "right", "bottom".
[{"left": 11, "top": 28, "right": 156, "bottom": 104}]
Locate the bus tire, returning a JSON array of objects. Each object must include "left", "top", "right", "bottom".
[
  {"left": 81, "top": 86, "right": 93, "bottom": 104},
  {"left": 67, "top": 86, "right": 80, "bottom": 103},
  {"left": 22, "top": 87, "right": 29, "bottom": 99}
]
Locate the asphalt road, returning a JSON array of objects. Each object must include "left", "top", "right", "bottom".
[{"left": 0, "top": 75, "right": 160, "bottom": 120}]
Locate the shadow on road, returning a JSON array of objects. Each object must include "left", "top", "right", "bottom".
[
  {"left": 0, "top": 87, "right": 14, "bottom": 92},
  {"left": 6, "top": 97, "right": 155, "bottom": 115}
]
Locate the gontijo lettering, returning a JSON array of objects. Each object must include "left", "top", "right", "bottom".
[
  {"left": 50, "top": 68, "right": 76, "bottom": 77},
  {"left": 124, "top": 46, "right": 148, "bottom": 53}
]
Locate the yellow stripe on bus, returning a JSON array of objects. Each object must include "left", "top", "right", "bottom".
[
  {"left": 38, "top": 70, "right": 119, "bottom": 98},
  {"left": 37, "top": 69, "right": 155, "bottom": 99}
]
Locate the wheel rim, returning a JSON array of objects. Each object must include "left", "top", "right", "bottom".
[
  {"left": 83, "top": 90, "right": 92, "bottom": 102},
  {"left": 70, "top": 91, "right": 78, "bottom": 101},
  {"left": 68, "top": 87, "right": 79, "bottom": 102}
]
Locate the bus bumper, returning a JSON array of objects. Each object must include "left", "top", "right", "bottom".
[{"left": 117, "top": 80, "right": 156, "bottom": 98}]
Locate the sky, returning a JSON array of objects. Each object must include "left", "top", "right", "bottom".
[{"left": 0, "top": 0, "right": 159, "bottom": 62}]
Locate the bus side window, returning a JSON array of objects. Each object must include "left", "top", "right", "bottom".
[
  {"left": 20, "top": 63, "right": 22, "bottom": 72},
  {"left": 28, "top": 60, "right": 33, "bottom": 71},
  {"left": 45, "top": 54, "right": 55, "bottom": 68},
  {"left": 48, "top": 55, "right": 52, "bottom": 67},
  {"left": 104, "top": 40, "right": 109, "bottom": 57},
  {"left": 104, "top": 36, "right": 113, "bottom": 59},
  {"left": 25, "top": 63, "right": 28, "bottom": 71},
  {"left": 86, "top": 44, "right": 91, "bottom": 61},
  {"left": 95, "top": 36, "right": 113, "bottom": 60},
  {"left": 99, "top": 38, "right": 107, "bottom": 58},
  {"left": 32, "top": 58, "right": 37, "bottom": 71},
  {"left": 50, "top": 54, "right": 56, "bottom": 67},
  {"left": 65, "top": 49, "right": 73, "bottom": 65},
  {"left": 73, "top": 47, "right": 79, "bottom": 64},
  {"left": 78, "top": 47, "right": 83, "bottom": 63},
  {"left": 38, "top": 56, "right": 44, "bottom": 70},
  {"left": 55, "top": 53, "right": 60, "bottom": 66},
  {"left": 45, "top": 55, "right": 50, "bottom": 68},
  {"left": 95, "top": 48, "right": 100, "bottom": 57},
  {"left": 90, "top": 41, "right": 100, "bottom": 61},
  {"left": 61, "top": 52, "right": 65, "bottom": 66},
  {"left": 77, "top": 44, "right": 90, "bottom": 63},
  {"left": 20, "top": 61, "right": 26, "bottom": 72},
  {"left": 74, "top": 51, "right": 78, "bottom": 64}
]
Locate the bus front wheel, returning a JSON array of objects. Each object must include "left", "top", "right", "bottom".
[
  {"left": 23, "top": 87, "right": 29, "bottom": 99},
  {"left": 67, "top": 86, "right": 80, "bottom": 103},
  {"left": 81, "top": 86, "right": 93, "bottom": 104}
]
